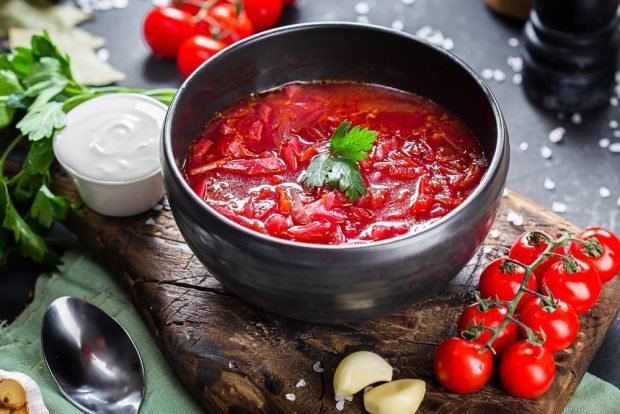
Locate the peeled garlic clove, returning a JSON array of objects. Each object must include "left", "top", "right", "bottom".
[
  {"left": 333, "top": 351, "right": 393, "bottom": 397},
  {"left": 364, "top": 379, "right": 426, "bottom": 414},
  {"left": 0, "top": 370, "right": 49, "bottom": 413},
  {"left": 0, "top": 379, "right": 26, "bottom": 409}
]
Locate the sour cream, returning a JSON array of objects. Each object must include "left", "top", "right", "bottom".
[
  {"left": 54, "top": 93, "right": 166, "bottom": 182},
  {"left": 53, "top": 93, "right": 168, "bottom": 216}
]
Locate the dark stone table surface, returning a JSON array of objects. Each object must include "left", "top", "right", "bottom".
[{"left": 2, "top": 0, "right": 618, "bottom": 388}]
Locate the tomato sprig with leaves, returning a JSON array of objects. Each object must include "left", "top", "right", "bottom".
[
  {"left": 0, "top": 33, "right": 176, "bottom": 267},
  {"left": 434, "top": 227, "right": 618, "bottom": 398}
]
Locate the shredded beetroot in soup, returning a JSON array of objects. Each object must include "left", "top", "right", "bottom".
[{"left": 183, "top": 82, "right": 488, "bottom": 244}]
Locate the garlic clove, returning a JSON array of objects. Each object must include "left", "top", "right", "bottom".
[
  {"left": 364, "top": 379, "right": 426, "bottom": 414},
  {"left": 0, "top": 370, "right": 49, "bottom": 414},
  {"left": 333, "top": 351, "right": 393, "bottom": 397},
  {"left": 0, "top": 379, "right": 26, "bottom": 409}
]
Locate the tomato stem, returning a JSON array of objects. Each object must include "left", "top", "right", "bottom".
[
  {"left": 479, "top": 233, "right": 573, "bottom": 354},
  {"left": 193, "top": 0, "right": 218, "bottom": 24}
]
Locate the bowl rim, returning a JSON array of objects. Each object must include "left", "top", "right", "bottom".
[{"left": 162, "top": 21, "right": 508, "bottom": 251}]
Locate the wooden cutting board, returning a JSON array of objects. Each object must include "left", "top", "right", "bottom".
[{"left": 53, "top": 172, "right": 619, "bottom": 414}]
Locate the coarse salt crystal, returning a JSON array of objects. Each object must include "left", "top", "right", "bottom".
[
  {"left": 609, "top": 142, "right": 620, "bottom": 152},
  {"left": 614, "top": 130, "right": 620, "bottom": 138},
  {"left": 571, "top": 112, "right": 583, "bottom": 124},
  {"left": 502, "top": 188, "right": 509, "bottom": 197},
  {"left": 507, "top": 56, "right": 523, "bottom": 72},
  {"left": 228, "top": 362, "right": 234, "bottom": 369},
  {"left": 519, "top": 142, "right": 529, "bottom": 151},
  {"left": 548, "top": 127, "right": 565, "bottom": 143},
  {"left": 145, "top": 218, "right": 156, "bottom": 225},
  {"left": 336, "top": 400, "right": 345, "bottom": 411},
  {"left": 493, "top": 69, "right": 506, "bottom": 82},
  {"left": 507, "top": 211, "right": 524, "bottom": 226},
  {"left": 427, "top": 31, "right": 445, "bottom": 45},
  {"left": 599, "top": 138, "right": 611, "bottom": 148},
  {"left": 490, "top": 229, "right": 500, "bottom": 238},
  {"left": 617, "top": 197, "right": 620, "bottom": 207},
  {"left": 356, "top": 15, "right": 370, "bottom": 23},
  {"left": 344, "top": 395, "right": 353, "bottom": 401},
  {"left": 416, "top": 25, "right": 433, "bottom": 38},
  {"left": 552, "top": 202, "right": 568, "bottom": 213},
  {"left": 152, "top": 0, "right": 168, "bottom": 5},
  {"left": 481, "top": 69, "right": 494, "bottom": 80},
  {"left": 112, "top": 0, "right": 128, "bottom": 8},
  {"left": 442, "top": 38, "right": 455, "bottom": 50},
  {"left": 512, "top": 73, "right": 522, "bottom": 85},
  {"left": 364, "top": 386, "right": 374, "bottom": 393},
  {"left": 355, "top": 2, "right": 370, "bottom": 14},
  {"left": 391, "top": 20, "right": 405, "bottom": 31},
  {"left": 599, "top": 187, "right": 611, "bottom": 198},
  {"left": 96, "top": 48, "right": 110, "bottom": 62},
  {"left": 152, "top": 203, "right": 163, "bottom": 211},
  {"left": 285, "top": 393, "right": 296, "bottom": 401},
  {"left": 610, "top": 120, "right": 619, "bottom": 129},
  {"left": 402, "top": 0, "right": 416, "bottom": 5},
  {"left": 313, "top": 361, "right": 324, "bottom": 373},
  {"left": 483, "top": 246, "right": 494, "bottom": 254},
  {"left": 508, "top": 37, "right": 519, "bottom": 47},
  {"left": 611, "top": 97, "right": 619, "bottom": 106},
  {"left": 296, "top": 379, "right": 306, "bottom": 388},
  {"left": 544, "top": 177, "right": 556, "bottom": 190},
  {"left": 541, "top": 146, "right": 553, "bottom": 159}
]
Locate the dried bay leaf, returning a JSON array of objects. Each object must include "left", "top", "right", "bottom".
[{"left": 0, "top": 0, "right": 90, "bottom": 38}]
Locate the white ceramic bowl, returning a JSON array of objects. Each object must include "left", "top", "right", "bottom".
[{"left": 54, "top": 93, "right": 167, "bottom": 217}]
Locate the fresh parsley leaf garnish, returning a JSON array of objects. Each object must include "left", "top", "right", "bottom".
[
  {"left": 301, "top": 120, "right": 377, "bottom": 202},
  {"left": 0, "top": 32, "right": 177, "bottom": 267}
]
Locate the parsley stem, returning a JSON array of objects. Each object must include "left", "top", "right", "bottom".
[{"left": 0, "top": 134, "right": 24, "bottom": 179}]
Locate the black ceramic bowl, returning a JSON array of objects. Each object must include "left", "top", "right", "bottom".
[{"left": 162, "top": 22, "right": 509, "bottom": 323}]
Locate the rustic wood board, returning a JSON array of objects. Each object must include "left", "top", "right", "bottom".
[{"left": 53, "top": 172, "right": 619, "bottom": 414}]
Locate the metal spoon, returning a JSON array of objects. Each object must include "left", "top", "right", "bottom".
[{"left": 42, "top": 296, "right": 145, "bottom": 414}]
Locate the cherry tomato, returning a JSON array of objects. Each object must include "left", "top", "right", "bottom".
[
  {"left": 519, "top": 298, "right": 579, "bottom": 352},
  {"left": 509, "top": 231, "right": 562, "bottom": 291},
  {"left": 244, "top": 0, "right": 283, "bottom": 32},
  {"left": 142, "top": 6, "right": 196, "bottom": 58},
  {"left": 177, "top": 35, "right": 227, "bottom": 78},
  {"left": 542, "top": 258, "right": 602, "bottom": 314},
  {"left": 433, "top": 337, "right": 493, "bottom": 394},
  {"left": 478, "top": 258, "right": 538, "bottom": 310},
  {"left": 569, "top": 227, "right": 620, "bottom": 283},
  {"left": 197, "top": 3, "right": 254, "bottom": 45},
  {"left": 499, "top": 341, "right": 556, "bottom": 398},
  {"left": 457, "top": 303, "right": 518, "bottom": 356}
]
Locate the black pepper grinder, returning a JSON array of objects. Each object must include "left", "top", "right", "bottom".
[{"left": 522, "top": 0, "right": 620, "bottom": 111}]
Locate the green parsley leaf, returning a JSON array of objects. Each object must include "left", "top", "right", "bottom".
[
  {"left": 9, "top": 47, "right": 34, "bottom": 76},
  {"left": 301, "top": 120, "right": 377, "bottom": 202},
  {"left": 30, "top": 185, "right": 69, "bottom": 228},
  {"left": 0, "top": 69, "right": 23, "bottom": 128},
  {"left": 325, "top": 158, "right": 367, "bottom": 201},
  {"left": 17, "top": 101, "right": 66, "bottom": 141},
  {"left": 330, "top": 123, "right": 377, "bottom": 160},
  {"left": 0, "top": 180, "right": 46, "bottom": 262}
]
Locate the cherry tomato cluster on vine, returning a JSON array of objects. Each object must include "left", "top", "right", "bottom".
[
  {"left": 434, "top": 227, "right": 619, "bottom": 399},
  {"left": 142, "top": 0, "right": 295, "bottom": 78}
]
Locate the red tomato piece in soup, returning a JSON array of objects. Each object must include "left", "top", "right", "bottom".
[{"left": 183, "top": 82, "right": 488, "bottom": 245}]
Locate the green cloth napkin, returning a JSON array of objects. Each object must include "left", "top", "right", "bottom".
[
  {"left": 0, "top": 249, "right": 203, "bottom": 413},
  {"left": 0, "top": 249, "right": 618, "bottom": 413}
]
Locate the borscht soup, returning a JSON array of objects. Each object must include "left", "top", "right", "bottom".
[{"left": 183, "top": 82, "right": 488, "bottom": 244}]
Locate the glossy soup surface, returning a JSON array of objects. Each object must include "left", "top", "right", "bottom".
[{"left": 183, "top": 82, "right": 488, "bottom": 244}]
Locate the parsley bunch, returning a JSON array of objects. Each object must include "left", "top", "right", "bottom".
[
  {"left": 301, "top": 120, "right": 377, "bottom": 202},
  {"left": 0, "top": 32, "right": 176, "bottom": 267}
]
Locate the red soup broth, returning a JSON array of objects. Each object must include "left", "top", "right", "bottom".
[{"left": 183, "top": 82, "right": 488, "bottom": 244}]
